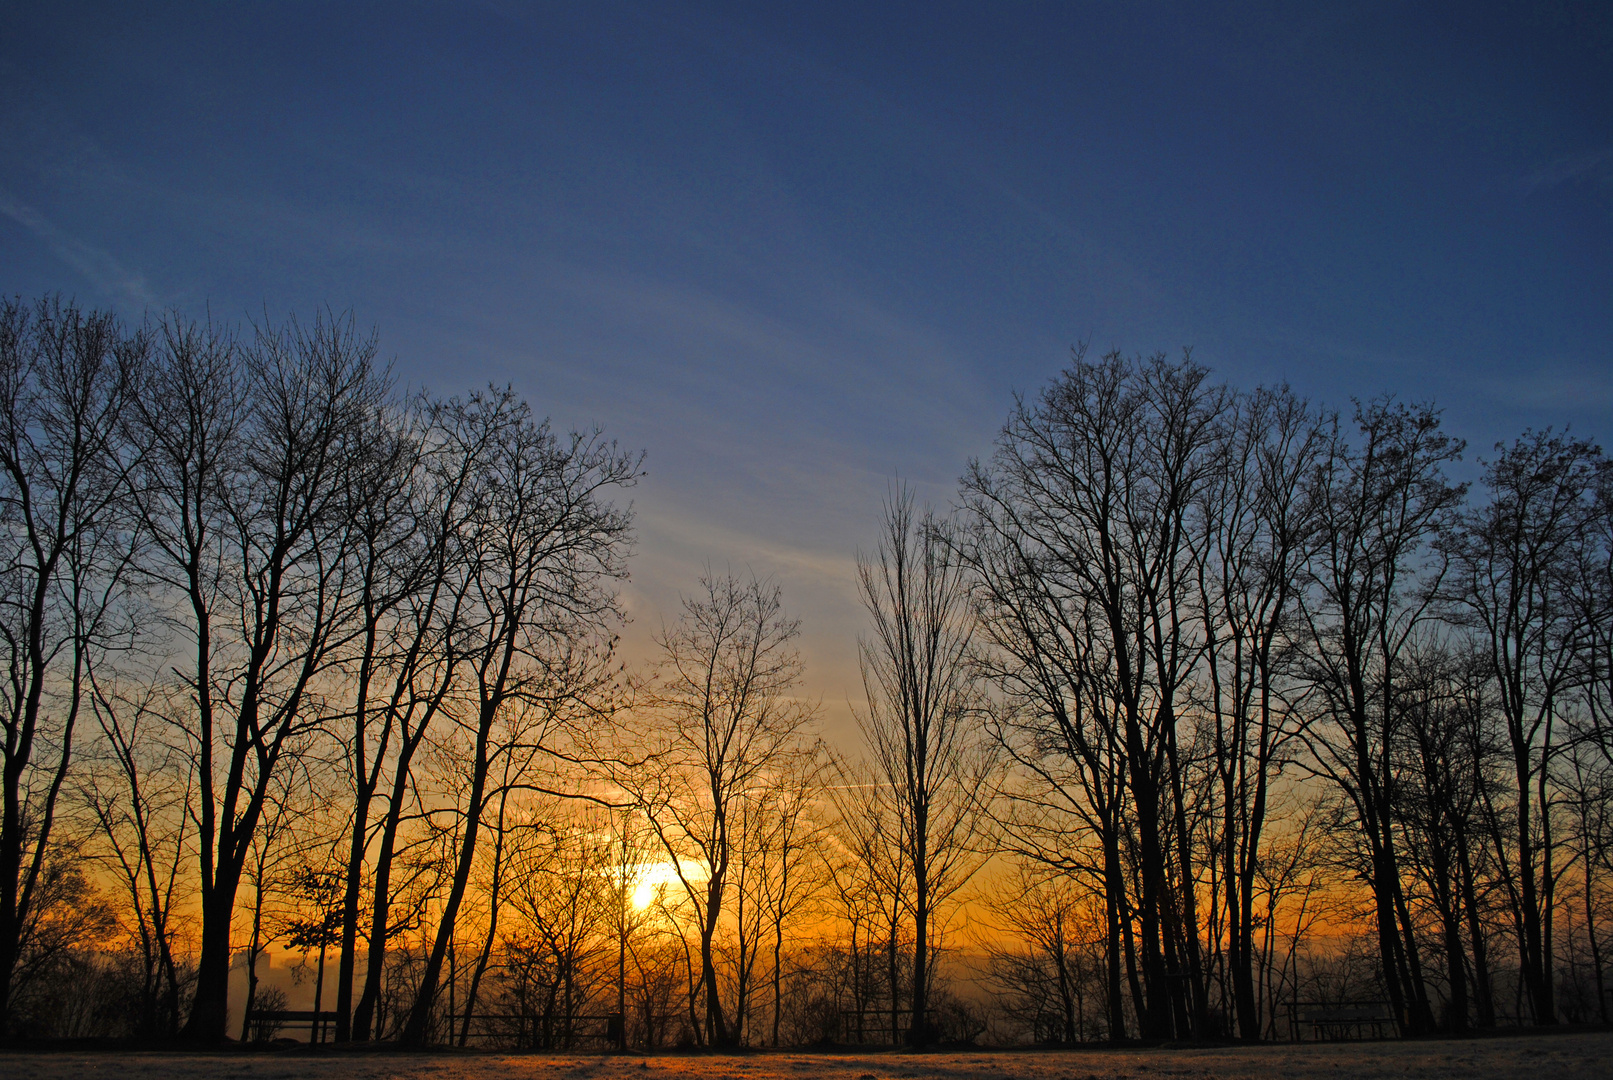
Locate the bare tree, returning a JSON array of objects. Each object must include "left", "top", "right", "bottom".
[
  {"left": 979, "top": 863, "right": 1106, "bottom": 1043},
  {"left": 126, "top": 310, "right": 388, "bottom": 1040},
  {"left": 1190, "top": 385, "right": 1326, "bottom": 1038},
  {"left": 758, "top": 746, "right": 827, "bottom": 1046},
  {"left": 500, "top": 807, "right": 613, "bottom": 1047},
  {"left": 1568, "top": 456, "right": 1613, "bottom": 1020},
  {"left": 1577, "top": 457, "right": 1613, "bottom": 756},
  {"left": 1561, "top": 730, "right": 1613, "bottom": 1024},
  {"left": 959, "top": 348, "right": 1226, "bottom": 1039},
  {"left": 452, "top": 767, "right": 515, "bottom": 1047},
  {"left": 602, "top": 806, "right": 656, "bottom": 1047},
  {"left": 1449, "top": 430, "right": 1604, "bottom": 1024},
  {"left": 620, "top": 572, "right": 815, "bottom": 1047},
  {"left": 1393, "top": 641, "right": 1492, "bottom": 1030},
  {"left": 856, "top": 486, "right": 992, "bottom": 1044},
  {"left": 350, "top": 390, "right": 490, "bottom": 1041},
  {"left": 236, "top": 756, "right": 311, "bottom": 1041},
  {"left": 81, "top": 683, "right": 194, "bottom": 1036},
  {"left": 826, "top": 751, "right": 910, "bottom": 1045},
  {"left": 0, "top": 297, "right": 140, "bottom": 1032},
  {"left": 327, "top": 398, "right": 425, "bottom": 1041},
  {"left": 1297, "top": 396, "right": 1465, "bottom": 1036},
  {"left": 400, "top": 390, "right": 637, "bottom": 1044}
]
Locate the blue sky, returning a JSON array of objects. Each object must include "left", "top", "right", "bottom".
[{"left": 3, "top": 1, "right": 1610, "bottom": 738}]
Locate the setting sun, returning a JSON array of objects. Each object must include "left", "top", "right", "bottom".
[{"left": 630, "top": 861, "right": 695, "bottom": 911}]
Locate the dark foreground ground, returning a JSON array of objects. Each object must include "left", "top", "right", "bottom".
[{"left": 5, "top": 1029, "right": 1613, "bottom": 1080}]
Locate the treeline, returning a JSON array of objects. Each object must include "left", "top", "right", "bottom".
[
  {"left": 1, "top": 296, "right": 1609, "bottom": 1048},
  {"left": 958, "top": 350, "right": 1612, "bottom": 1041},
  {"left": 0, "top": 295, "right": 643, "bottom": 1045}
]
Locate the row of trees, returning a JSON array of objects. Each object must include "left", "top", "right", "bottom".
[
  {"left": 3, "top": 295, "right": 1610, "bottom": 1047},
  {"left": 0, "top": 295, "right": 946, "bottom": 1050},
  {"left": 958, "top": 348, "right": 1613, "bottom": 1040},
  {"left": 0, "top": 295, "right": 640, "bottom": 1042}
]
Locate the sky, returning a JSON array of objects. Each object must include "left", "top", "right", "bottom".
[{"left": 3, "top": 1, "right": 1610, "bottom": 744}]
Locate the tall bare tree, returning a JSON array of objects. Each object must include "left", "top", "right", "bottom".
[
  {"left": 127, "top": 310, "right": 388, "bottom": 1039},
  {"left": 856, "top": 487, "right": 992, "bottom": 1044},
  {"left": 1450, "top": 430, "right": 1604, "bottom": 1024},
  {"left": 1297, "top": 396, "right": 1465, "bottom": 1036},
  {"left": 0, "top": 297, "right": 140, "bottom": 1032},
  {"left": 1190, "top": 385, "right": 1326, "bottom": 1038},
  {"left": 621, "top": 572, "right": 814, "bottom": 1047},
  {"left": 350, "top": 390, "right": 490, "bottom": 1041},
  {"left": 400, "top": 390, "right": 638, "bottom": 1044},
  {"left": 960, "top": 348, "right": 1226, "bottom": 1039},
  {"left": 327, "top": 398, "right": 425, "bottom": 1041}
]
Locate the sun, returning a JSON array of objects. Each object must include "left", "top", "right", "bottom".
[{"left": 629, "top": 861, "right": 693, "bottom": 910}]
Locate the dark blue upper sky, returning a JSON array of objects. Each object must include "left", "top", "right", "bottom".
[{"left": 3, "top": 1, "right": 1610, "bottom": 723}]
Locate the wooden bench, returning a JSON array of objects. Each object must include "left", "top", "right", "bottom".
[
  {"left": 838, "top": 1007, "right": 940, "bottom": 1045},
  {"left": 1288, "top": 1001, "right": 1397, "bottom": 1041},
  {"left": 245, "top": 1009, "right": 340, "bottom": 1043}
]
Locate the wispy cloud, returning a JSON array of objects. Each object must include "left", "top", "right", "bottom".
[
  {"left": 0, "top": 188, "right": 156, "bottom": 307},
  {"left": 521, "top": 255, "right": 984, "bottom": 432},
  {"left": 635, "top": 506, "right": 861, "bottom": 595},
  {"left": 1522, "top": 147, "right": 1613, "bottom": 193},
  {"left": 620, "top": 501, "right": 869, "bottom": 739},
  {"left": 1480, "top": 364, "right": 1613, "bottom": 414}
]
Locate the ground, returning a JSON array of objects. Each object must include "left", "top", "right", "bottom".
[{"left": 5, "top": 1031, "right": 1613, "bottom": 1080}]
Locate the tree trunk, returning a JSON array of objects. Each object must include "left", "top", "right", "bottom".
[
  {"left": 184, "top": 864, "right": 243, "bottom": 1040},
  {"left": 401, "top": 705, "right": 491, "bottom": 1045},
  {"left": 908, "top": 827, "right": 930, "bottom": 1046},
  {"left": 240, "top": 871, "right": 268, "bottom": 1041}
]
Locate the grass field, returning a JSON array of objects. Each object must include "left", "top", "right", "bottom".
[{"left": 5, "top": 1030, "right": 1613, "bottom": 1080}]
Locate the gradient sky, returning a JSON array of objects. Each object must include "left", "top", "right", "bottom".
[{"left": 3, "top": 2, "right": 1610, "bottom": 741}]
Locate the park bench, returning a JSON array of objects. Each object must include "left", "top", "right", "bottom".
[
  {"left": 244, "top": 1008, "right": 340, "bottom": 1043},
  {"left": 838, "top": 1007, "right": 941, "bottom": 1045},
  {"left": 1288, "top": 1000, "right": 1397, "bottom": 1041}
]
